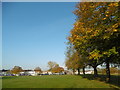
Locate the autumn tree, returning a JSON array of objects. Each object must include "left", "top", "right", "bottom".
[
  {"left": 52, "top": 66, "right": 64, "bottom": 73},
  {"left": 34, "top": 67, "right": 42, "bottom": 74},
  {"left": 47, "top": 61, "right": 64, "bottom": 73},
  {"left": 65, "top": 43, "right": 87, "bottom": 75},
  {"left": 68, "top": 2, "right": 119, "bottom": 81},
  {"left": 71, "top": 51, "right": 88, "bottom": 75},
  {"left": 11, "top": 66, "right": 23, "bottom": 74},
  {"left": 47, "top": 61, "right": 58, "bottom": 71},
  {"left": 65, "top": 44, "right": 78, "bottom": 74},
  {"left": 75, "top": 2, "right": 119, "bottom": 80}
]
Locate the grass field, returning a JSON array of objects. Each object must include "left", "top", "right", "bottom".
[{"left": 2, "top": 75, "right": 120, "bottom": 88}]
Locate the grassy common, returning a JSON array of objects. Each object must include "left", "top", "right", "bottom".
[{"left": 2, "top": 75, "right": 120, "bottom": 88}]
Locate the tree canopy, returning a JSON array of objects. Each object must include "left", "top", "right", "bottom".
[
  {"left": 66, "top": 2, "right": 119, "bottom": 81},
  {"left": 11, "top": 66, "right": 23, "bottom": 74},
  {"left": 34, "top": 67, "right": 42, "bottom": 73}
]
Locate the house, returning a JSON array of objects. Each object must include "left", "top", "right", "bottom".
[
  {"left": 27, "top": 71, "right": 37, "bottom": 76},
  {"left": 47, "top": 71, "right": 52, "bottom": 75},
  {"left": 75, "top": 70, "right": 94, "bottom": 74},
  {"left": 44, "top": 70, "right": 66, "bottom": 75},
  {"left": 21, "top": 70, "right": 37, "bottom": 76},
  {"left": 0, "top": 69, "right": 13, "bottom": 76},
  {"left": 41, "top": 71, "right": 49, "bottom": 75},
  {"left": 19, "top": 69, "right": 43, "bottom": 76},
  {"left": 64, "top": 70, "right": 73, "bottom": 75},
  {"left": 85, "top": 70, "right": 94, "bottom": 74}
]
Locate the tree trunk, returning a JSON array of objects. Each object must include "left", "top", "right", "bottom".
[
  {"left": 73, "top": 69, "right": 75, "bottom": 75},
  {"left": 106, "top": 59, "right": 110, "bottom": 82},
  {"left": 77, "top": 68, "right": 80, "bottom": 75},
  {"left": 83, "top": 67, "right": 85, "bottom": 75},
  {"left": 93, "top": 66, "right": 98, "bottom": 77}
]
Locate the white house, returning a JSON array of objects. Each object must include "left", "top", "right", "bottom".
[
  {"left": 28, "top": 71, "right": 37, "bottom": 76},
  {"left": 75, "top": 70, "right": 94, "bottom": 74},
  {"left": 47, "top": 71, "right": 52, "bottom": 75},
  {"left": 64, "top": 70, "right": 73, "bottom": 75},
  {"left": 0, "top": 69, "right": 12, "bottom": 76},
  {"left": 85, "top": 70, "right": 93, "bottom": 74},
  {"left": 19, "top": 70, "right": 37, "bottom": 76},
  {"left": 41, "top": 71, "right": 49, "bottom": 75}
]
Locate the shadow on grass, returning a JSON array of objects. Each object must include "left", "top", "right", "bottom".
[{"left": 79, "top": 74, "right": 120, "bottom": 88}]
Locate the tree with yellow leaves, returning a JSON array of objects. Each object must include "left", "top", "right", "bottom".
[
  {"left": 68, "top": 2, "right": 119, "bottom": 81},
  {"left": 65, "top": 43, "right": 87, "bottom": 75},
  {"left": 11, "top": 66, "right": 23, "bottom": 74}
]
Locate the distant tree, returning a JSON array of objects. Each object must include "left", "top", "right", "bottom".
[
  {"left": 34, "top": 67, "right": 42, "bottom": 73},
  {"left": 65, "top": 43, "right": 88, "bottom": 75},
  {"left": 11, "top": 66, "right": 23, "bottom": 74},
  {"left": 47, "top": 61, "right": 58, "bottom": 71},
  {"left": 52, "top": 67, "right": 64, "bottom": 73},
  {"left": 65, "top": 44, "right": 76, "bottom": 74},
  {"left": 110, "top": 67, "right": 119, "bottom": 74}
]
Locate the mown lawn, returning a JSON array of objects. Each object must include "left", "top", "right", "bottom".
[{"left": 2, "top": 75, "right": 120, "bottom": 88}]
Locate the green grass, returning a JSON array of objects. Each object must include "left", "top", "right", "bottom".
[{"left": 2, "top": 75, "right": 120, "bottom": 88}]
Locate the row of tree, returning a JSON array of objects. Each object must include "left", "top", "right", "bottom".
[
  {"left": 65, "top": 2, "right": 120, "bottom": 82},
  {"left": 10, "top": 61, "right": 64, "bottom": 74},
  {"left": 11, "top": 66, "right": 42, "bottom": 74}
]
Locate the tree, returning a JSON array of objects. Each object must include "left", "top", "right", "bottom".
[
  {"left": 68, "top": 2, "right": 119, "bottom": 81},
  {"left": 65, "top": 43, "right": 87, "bottom": 75},
  {"left": 11, "top": 66, "right": 23, "bottom": 74},
  {"left": 72, "top": 51, "right": 88, "bottom": 75},
  {"left": 52, "top": 66, "right": 64, "bottom": 73},
  {"left": 65, "top": 44, "right": 78, "bottom": 74},
  {"left": 47, "top": 61, "right": 58, "bottom": 71},
  {"left": 47, "top": 61, "right": 64, "bottom": 73},
  {"left": 34, "top": 67, "right": 42, "bottom": 74},
  {"left": 75, "top": 2, "right": 119, "bottom": 80}
]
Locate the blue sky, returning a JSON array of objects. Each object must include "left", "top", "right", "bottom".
[{"left": 2, "top": 2, "right": 76, "bottom": 70}]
